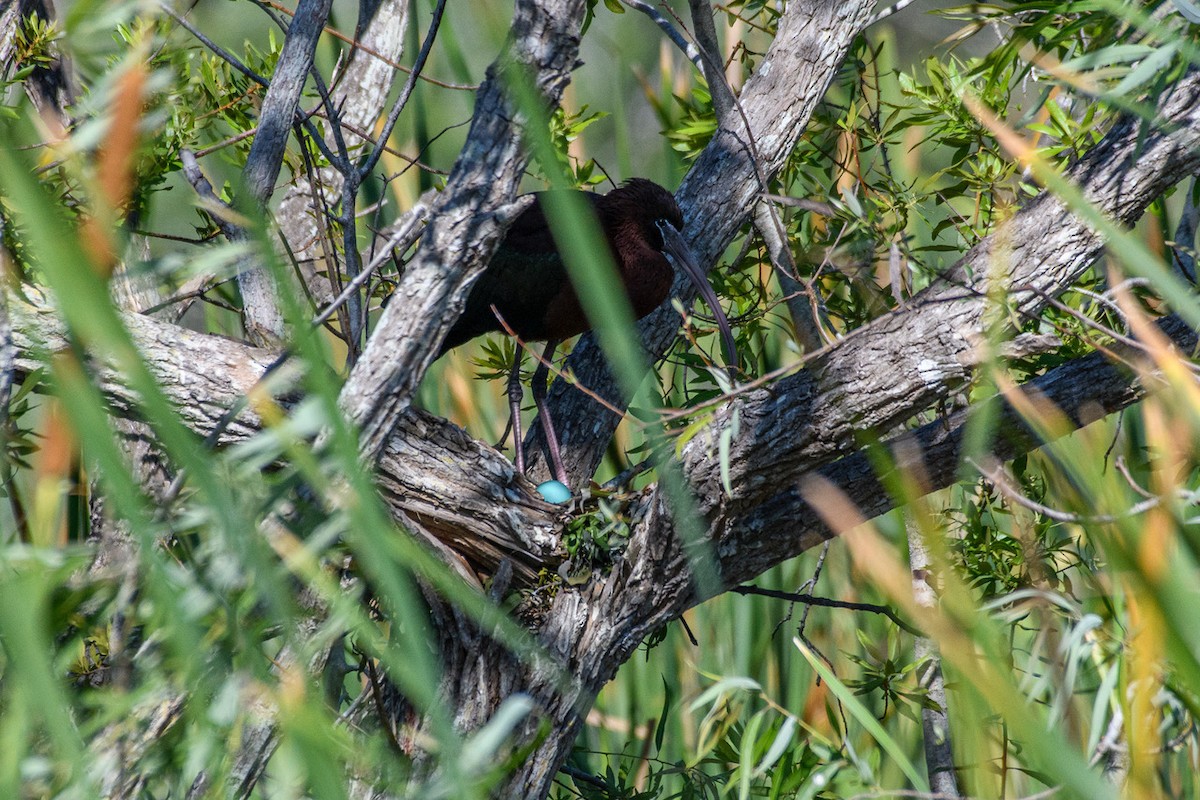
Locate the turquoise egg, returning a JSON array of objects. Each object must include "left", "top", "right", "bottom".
[{"left": 536, "top": 480, "right": 572, "bottom": 504}]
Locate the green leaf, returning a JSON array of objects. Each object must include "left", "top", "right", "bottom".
[{"left": 795, "top": 639, "right": 929, "bottom": 793}]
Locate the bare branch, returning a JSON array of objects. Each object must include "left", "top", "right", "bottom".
[
  {"left": 865, "top": 0, "right": 920, "bottom": 28},
  {"left": 6, "top": 289, "right": 559, "bottom": 579},
  {"left": 242, "top": 0, "right": 334, "bottom": 205},
  {"left": 729, "top": 584, "right": 920, "bottom": 635},
  {"left": 226, "top": 0, "right": 331, "bottom": 345},
  {"left": 692, "top": 0, "right": 823, "bottom": 348},
  {"left": 313, "top": 193, "right": 434, "bottom": 330},
  {"left": 623, "top": 0, "right": 702, "bottom": 69},
  {"left": 275, "top": 0, "right": 409, "bottom": 307},
  {"left": 160, "top": 6, "right": 271, "bottom": 89},
  {"left": 180, "top": 150, "right": 246, "bottom": 242},
  {"left": 752, "top": 200, "right": 826, "bottom": 351},
  {"left": 356, "top": 0, "right": 447, "bottom": 181},
  {"left": 687, "top": 0, "right": 734, "bottom": 117}
]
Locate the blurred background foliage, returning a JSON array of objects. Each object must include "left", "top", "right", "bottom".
[{"left": 3, "top": 0, "right": 1200, "bottom": 798}]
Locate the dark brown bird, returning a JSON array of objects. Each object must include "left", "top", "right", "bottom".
[{"left": 439, "top": 178, "right": 736, "bottom": 487}]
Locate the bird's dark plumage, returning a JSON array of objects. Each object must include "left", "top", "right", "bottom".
[
  {"left": 438, "top": 178, "right": 734, "bottom": 487},
  {"left": 440, "top": 178, "right": 687, "bottom": 354}
]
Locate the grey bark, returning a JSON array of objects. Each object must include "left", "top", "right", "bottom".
[
  {"left": 675, "top": 68, "right": 1200, "bottom": 588},
  {"left": 242, "top": 0, "right": 334, "bottom": 205},
  {"left": 686, "top": 0, "right": 821, "bottom": 349},
  {"left": 529, "top": 41, "right": 1200, "bottom": 493},
  {"left": 238, "top": 0, "right": 335, "bottom": 346},
  {"left": 687, "top": 0, "right": 734, "bottom": 118},
  {"left": 9, "top": 4, "right": 1200, "bottom": 799},
  {"left": 813, "top": 315, "right": 1200, "bottom": 531},
  {"left": 907, "top": 517, "right": 962, "bottom": 798},
  {"left": 9, "top": 265, "right": 1195, "bottom": 799},
  {"left": 753, "top": 199, "right": 825, "bottom": 352},
  {"left": 7, "top": 293, "right": 559, "bottom": 581}
]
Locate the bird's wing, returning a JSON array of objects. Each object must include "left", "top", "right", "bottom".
[{"left": 441, "top": 191, "right": 604, "bottom": 350}]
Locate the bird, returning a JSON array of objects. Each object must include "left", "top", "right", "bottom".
[{"left": 438, "top": 178, "right": 737, "bottom": 488}]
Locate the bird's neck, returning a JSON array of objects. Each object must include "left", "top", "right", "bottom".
[{"left": 609, "top": 218, "right": 674, "bottom": 318}]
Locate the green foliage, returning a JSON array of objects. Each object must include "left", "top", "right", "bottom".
[
  {"left": 3, "top": 1, "right": 1200, "bottom": 799},
  {"left": 582, "top": 0, "right": 626, "bottom": 35},
  {"left": 531, "top": 105, "right": 610, "bottom": 189},
  {"left": 13, "top": 11, "right": 60, "bottom": 74},
  {"left": 843, "top": 630, "right": 937, "bottom": 724},
  {"left": 562, "top": 495, "right": 632, "bottom": 579},
  {"left": 666, "top": 84, "right": 718, "bottom": 161},
  {"left": 574, "top": 3, "right": 1200, "bottom": 799},
  {"left": 568, "top": 674, "right": 855, "bottom": 800},
  {"left": 0, "top": 101, "right": 531, "bottom": 799},
  {"left": 0, "top": 370, "right": 43, "bottom": 496}
]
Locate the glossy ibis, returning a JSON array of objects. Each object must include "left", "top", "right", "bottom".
[{"left": 439, "top": 178, "right": 736, "bottom": 488}]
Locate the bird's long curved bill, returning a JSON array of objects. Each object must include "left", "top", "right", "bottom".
[{"left": 659, "top": 223, "right": 739, "bottom": 370}]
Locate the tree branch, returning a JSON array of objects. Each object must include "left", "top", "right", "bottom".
[
  {"left": 238, "top": 0, "right": 334, "bottom": 345},
  {"left": 6, "top": 291, "right": 560, "bottom": 582},
  {"left": 474, "top": 68, "right": 1200, "bottom": 798},
  {"left": 12, "top": 203, "right": 1197, "bottom": 800},
  {"left": 242, "top": 0, "right": 334, "bottom": 205},
  {"left": 275, "top": 0, "right": 409, "bottom": 308},
  {"left": 673, "top": 68, "right": 1200, "bottom": 589},
  {"left": 338, "top": 0, "right": 587, "bottom": 463},
  {"left": 907, "top": 515, "right": 964, "bottom": 798},
  {"left": 729, "top": 583, "right": 920, "bottom": 635},
  {"left": 12, "top": 9, "right": 1200, "bottom": 797},
  {"left": 20, "top": 0, "right": 1195, "bottom": 618}
]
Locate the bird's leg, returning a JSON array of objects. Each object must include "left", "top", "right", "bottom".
[
  {"left": 492, "top": 415, "right": 514, "bottom": 451},
  {"left": 531, "top": 339, "right": 569, "bottom": 486},
  {"left": 507, "top": 342, "right": 526, "bottom": 474}
]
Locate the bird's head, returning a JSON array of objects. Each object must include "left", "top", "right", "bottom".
[
  {"left": 607, "top": 178, "right": 686, "bottom": 251},
  {"left": 608, "top": 179, "right": 739, "bottom": 370}
]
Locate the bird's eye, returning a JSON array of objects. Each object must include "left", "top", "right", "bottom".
[{"left": 653, "top": 219, "right": 671, "bottom": 248}]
